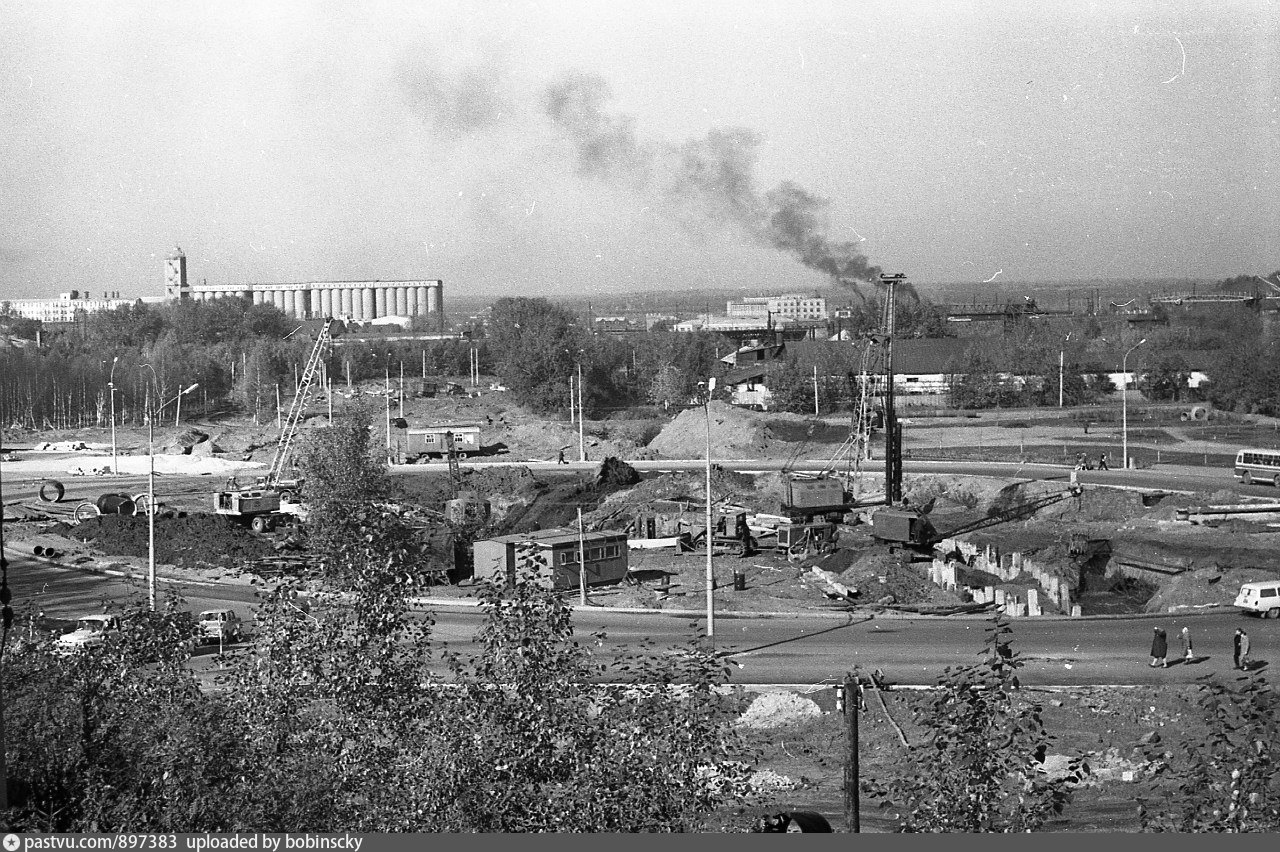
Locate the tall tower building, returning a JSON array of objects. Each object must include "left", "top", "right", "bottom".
[{"left": 164, "top": 246, "right": 190, "bottom": 300}]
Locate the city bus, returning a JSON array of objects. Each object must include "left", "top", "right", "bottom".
[{"left": 1233, "top": 448, "right": 1280, "bottom": 486}]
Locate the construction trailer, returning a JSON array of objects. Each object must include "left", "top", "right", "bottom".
[
  {"left": 472, "top": 528, "right": 629, "bottom": 590},
  {"left": 394, "top": 423, "right": 482, "bottom": 462}
]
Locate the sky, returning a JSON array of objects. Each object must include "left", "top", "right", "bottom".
[{"left": 1, "top": 0, "right": 1277, "bottom": 302}]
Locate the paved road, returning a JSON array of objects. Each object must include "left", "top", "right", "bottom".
[{"left": 7, "top": 553, "right": 1271, "bottom": 686}]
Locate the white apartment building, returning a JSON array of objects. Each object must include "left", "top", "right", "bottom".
[
  {"left": 726, "top": 294, "right": 828, "bottom": 321},
  {"left": 3, "top": 291, "right": 137, "bottom": 323}
]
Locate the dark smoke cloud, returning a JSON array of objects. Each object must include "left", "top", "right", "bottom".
[
  {"left": 542, "top": 73, "right": 648, "bottom": 184},
  {"left": 541, "top": 72, "right": 882, "bottom": 289},
  {"left": 398, "top": 61, "right": 506, "bottom": 138}
]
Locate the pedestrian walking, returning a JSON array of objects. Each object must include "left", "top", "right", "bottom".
[
  {"left": 1180, "top": 626, "right": 1194, "bottom": 661},
  {"left": 557, "top": 449, "right": 566, "bottom": 465},
  {"left": 1150, "top": 626, "right": 1168, "bottom": 668},
  {"left": 1098, "top": 452, "right": 1109, "bottom": 471},
  {"left": 1234, "top": 628, "right": 1251, "bottom": 670}
]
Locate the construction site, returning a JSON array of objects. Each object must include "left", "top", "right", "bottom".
[{"left": 4, "top": 280, "right": 1279, "bottom": 623}]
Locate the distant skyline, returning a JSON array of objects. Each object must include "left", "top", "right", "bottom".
[{"left": 2, "top": 1, "right": 1276, "bottom": 302}]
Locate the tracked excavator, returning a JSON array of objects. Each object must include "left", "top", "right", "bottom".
[{"left": 870, "top": 485, "right": 1082, "bottom": 555}]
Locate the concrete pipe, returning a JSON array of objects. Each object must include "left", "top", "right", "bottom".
[
  {"left": 39, "top": 479, "right": 66, "bottom": 502},
  {"left": 96, "top": 493, "right": 137, "bottom": 516},
  {"left": 73, "top": 502, "right": 102, "bottom": 523}
]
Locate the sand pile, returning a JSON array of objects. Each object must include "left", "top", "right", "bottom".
[
  {"left": 647, "top": 401, "right": 771, "bottom": 459},
  {"left": 735, "top": 691, "right": 823, "bottom": 730}
]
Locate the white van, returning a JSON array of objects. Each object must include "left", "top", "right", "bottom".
[{"left": 1234, "top": 581, "right": 1280, "bottom": 618}]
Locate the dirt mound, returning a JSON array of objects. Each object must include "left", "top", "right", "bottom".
[
  {"left": 58, "top": 513, "right": 274, "bottom": 568},
  {"left": 1145, "top": 565, "right": 1280, "bottom": 613},
  {"left": 596, "top": 457, "right": 641, "bottom": 489},
  {"left": 647, "top": 401, "right": 770, "bottom": 459},
  {"left": 735, "top": 691, "right": 823, "bottom": 730}
]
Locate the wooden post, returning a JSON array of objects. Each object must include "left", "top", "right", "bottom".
[
  {"left": 844, "top": 673, "right": 860, "bottom": 833},
  {"left": 577, "top": 507, "right": 587, "bottom": 606}
]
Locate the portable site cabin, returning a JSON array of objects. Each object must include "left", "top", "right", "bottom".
[
  {"left": 393, "top": 422, "right": 483, "bottom": 461},
  {"left": 472, "top": 528, "right": 629, "bottom": 590}
]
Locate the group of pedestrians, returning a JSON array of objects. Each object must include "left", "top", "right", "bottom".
[
  {"left": 1148, "top": 626, "right": 1251, "bottom": 669},
  {"left": 1074, "top": 452, "right": 1109, "bottom": 471}
]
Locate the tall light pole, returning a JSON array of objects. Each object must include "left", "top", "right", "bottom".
[
  {"left": 0, "top": 442, "right": 13, "bottom": 810},
  {"left": 577, "top": 360, "right": 585, "bottom": 462},
  {"left": 1058, "top": 333, "right": 1071, "bottom": 409},
  {"left": 108, "top": 356, "right": 119, "bottom": 474},
  {"left": 701, "top": 378, "right": 717, "bottom": 639},
  {"left": 1122, "top": 338, "right": 1147, "bottom": 470},
  {"left": 140, "top": 365, "right": 198, "bottom": 611}
]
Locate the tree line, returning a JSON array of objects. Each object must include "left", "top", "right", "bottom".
[{"left": 4, "top": 273, "right": 1279, "bottom": 430}]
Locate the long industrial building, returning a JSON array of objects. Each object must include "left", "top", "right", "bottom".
[{"left": 164, "top": 247, "right": 445, "bottom": 329}]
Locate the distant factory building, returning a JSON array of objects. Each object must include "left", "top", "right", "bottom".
[
  {"left": 727, "top": 294, "right": 828, "bottom": 322},
  {"left": 163, "top": 246, "right": 446, "bottom": 330},
  {"left": 3, "top": 290, "right": 137, "bottom": 323},
  {"left": 673, "top": 314, "right": 791, "bottom": 332}
]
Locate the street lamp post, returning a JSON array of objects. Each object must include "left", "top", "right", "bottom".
[
  {"left": 1058, "top": 334, "right": 1071, "bottom": 409},
  {"left": 140, "top": 365, "right": 199, "bottom": 611},
  {"left": 1122, "top": 338, "right": 1147, "bottom": 470},
  {"left": 700, "top": 378, "right": 717, "bottom": 639},
  {"left": 108, "top": 356, "right": 119, "bottom": 474},
  {"left": 577, "top": 361, "right": 585, "bottom": 462}
]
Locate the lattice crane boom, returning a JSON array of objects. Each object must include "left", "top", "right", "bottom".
[{"left": 265, "top": 318, "right": 333, "bottom": 489}]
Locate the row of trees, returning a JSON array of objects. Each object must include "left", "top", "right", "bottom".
[
  {"left": 0, "top": 299, "right": 490, "bottom": 429},
  {"left": 5, "top": 273, "right": 1280, "bottom": 428}
]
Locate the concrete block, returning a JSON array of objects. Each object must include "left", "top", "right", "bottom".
[
  {"left": 1071, "top": 604, "right": 1082, "bottom": 618},
  {"left": 1027, "top": 588, "right": 1041, "bottom": 617}
]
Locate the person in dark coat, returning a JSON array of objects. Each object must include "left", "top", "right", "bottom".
[
  {"left": 1150, "top": 627, "right": 1168, "bottom": 667},
  {"left": 1234, "top": 628, "right": 1250, "bottom": 670}
]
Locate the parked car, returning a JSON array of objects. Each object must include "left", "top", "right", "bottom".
[
  {"left": 195, "top": 608, "right": 245, "bottom": 645},
  {"left": 55, "top": 614, "right": 122, "bottom": 654},
  {"left": 1234, "top": 580, "right": 1280, "bottom": 619}
]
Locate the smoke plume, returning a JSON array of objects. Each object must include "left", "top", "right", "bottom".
[
  {"left": 398, "top": 61, "right": 507, "bottom": 138},
  {"left": 542, "top": 72, "right": 881, "bottom": 289}
]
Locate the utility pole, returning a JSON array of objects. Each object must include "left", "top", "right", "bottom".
[
  {"left": 813, "top": 365, "right": 819, "bottom": 416},
  {"left": 399, "top": 361, "right": 405, "bottom": 419},
  {"left": 843, "top": 672, "right": 861, "bottom": 833},
  {"left": 880, "top": 273, "right": 904, "bottom": 504},
  {"left": 577, "top": 361, "right": 585, "bottom": 462},
  {"left": 577, "top": 507, "right": 587, "bottom": 606},
  {"left": 1, "top": 444, "right": 13, "bottom": 811},
  {"left": 702, "top": 378, "right": 717, "bottom": 639}
]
